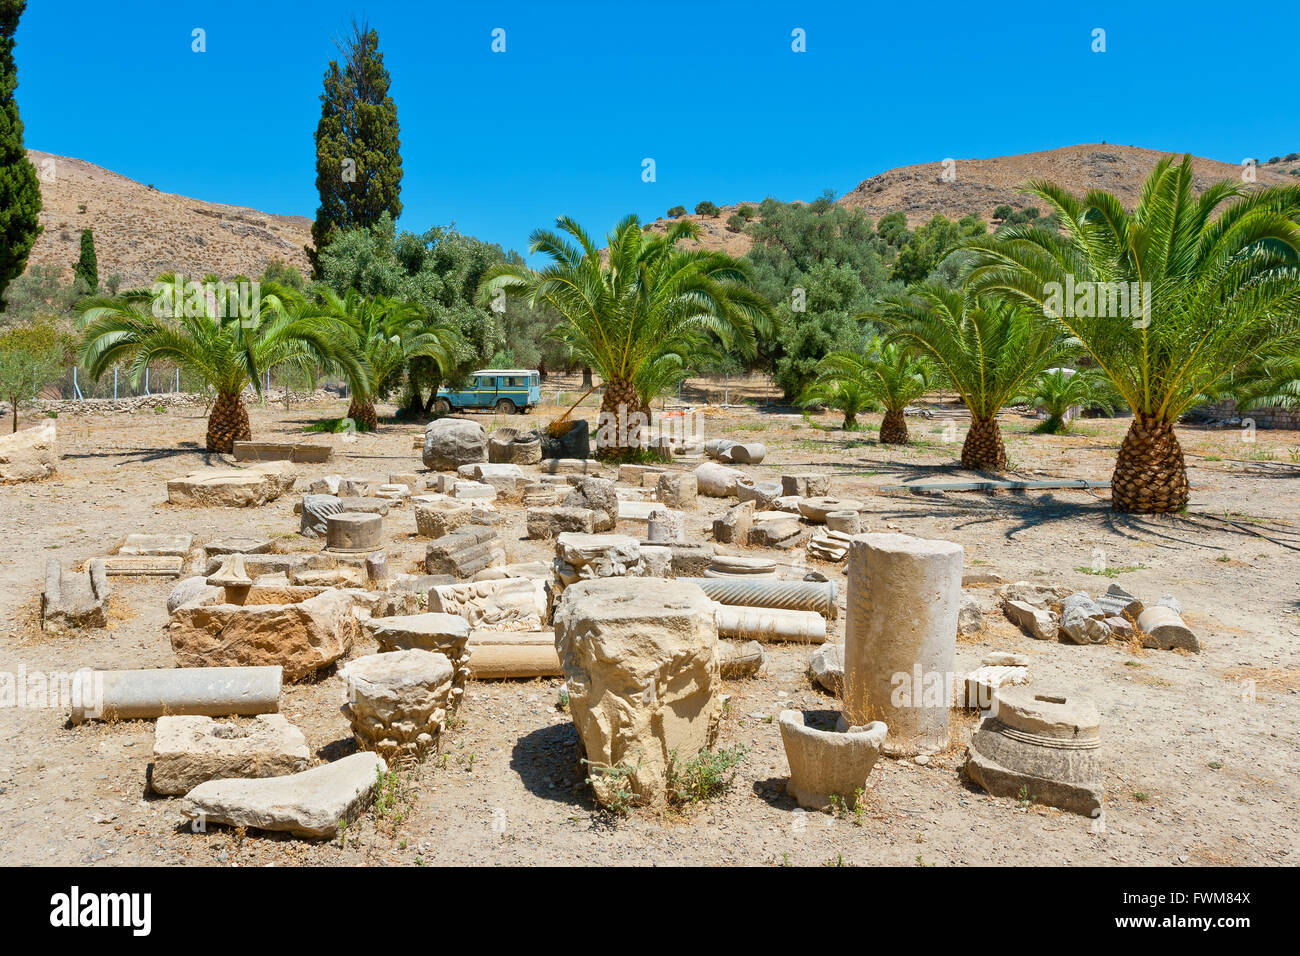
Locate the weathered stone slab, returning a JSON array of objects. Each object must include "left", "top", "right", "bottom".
[
  {"left": 656, "top": 472, "right": 697, "bottom": 509},
  {"left": 181, "top": 751, "right": 387, "bottom": 838},
  {"left": 232, "top": 441, "right": 331, "bottom": 463},
  {"left": 151, "top": 714, "right": 310, "bottom": 795},
  {"left": 167, "top": 462, "right": 297, "bottom": 507},
  {"left": 41, "top": 558, "right": 109, "bottom": 632},
  {"left": 424, "top": 526, "right": 506, "bottom": 578},
  {"left": 526, "top": 505, "right": 596, "bottom": 539},
  {"left": 103, "top": 555, "right": 185, "bottom": 577},
  {"left": 119, "top": 533, "right": 193, "bottom": 556},
  {"left": 563, "top": 477, "right": 618, "bottom": 532},
  {"left": 205, "top": 536, "right": 273, "bottom": 557},
  {"left": 781, "top": 473, "right": 829, "bottom": 497}
]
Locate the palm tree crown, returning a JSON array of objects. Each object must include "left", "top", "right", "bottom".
[
  {"left": 867, "top": 284, "right": 1072, "bottom": 468},
  {"left": 477, "top": 215, "right": 772, "bottom": 459},
  {"left": 78, "top": 280, "right": 365, "bottom": 452}
]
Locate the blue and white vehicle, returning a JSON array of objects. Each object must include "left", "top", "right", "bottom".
[{"left": 432, "top": 369, "right": 541, "bottom": 415}]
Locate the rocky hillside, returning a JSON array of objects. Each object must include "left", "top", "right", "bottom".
[
  {"left": 24, "top": 149, "right": 312, "bottom": 289},
  {"left": 644, "top": 144, "right": 1300, "bottom": 257},
  {"left": 21, "top": 144, "right": 1300, "bottom": 284}
]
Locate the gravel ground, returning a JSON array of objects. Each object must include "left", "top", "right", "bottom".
[{"left": 1, "top": 396, "right": 1296, "bottom": 866}]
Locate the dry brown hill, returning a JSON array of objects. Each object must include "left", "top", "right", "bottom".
[
  {"left": 24, "top": 149, "right": 312, "bottom": 290},
  {"left": 22, "top": 144, "right": 1300, "bottom": 285},
  {"left": 644, "top": 144, "right": 1300, "bottom": 257}
]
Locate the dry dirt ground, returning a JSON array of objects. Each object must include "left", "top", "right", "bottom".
[{"left": 1, "top": 393, "right": 1297, "bottom": 867}]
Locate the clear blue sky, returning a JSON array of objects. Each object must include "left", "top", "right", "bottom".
[{"left": 13, "top": 0, "right": 1299, "bottom": 259}]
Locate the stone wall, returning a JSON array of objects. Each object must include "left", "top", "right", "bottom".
[{"left": 1190, "top": 399, "right": 1300, "bottom": 430}]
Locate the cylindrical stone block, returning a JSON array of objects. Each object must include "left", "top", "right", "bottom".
[
  {"left": 713, "top": 604, "right": 827, "bottom": 643},
  {"left": 844, "top": 533, "right": 963, "bottom": 755},
  {"left": 326, "top": 512, "right": 383, "bottom": 553},
  {"left": 68, "top": 665, "right": 282, "bottom": 723},
  {"left": 677, "top": 577, "right": 838, "bottom": 620},
  {"left": 825, "top": 510, "right": 861, "bottom": 535}
]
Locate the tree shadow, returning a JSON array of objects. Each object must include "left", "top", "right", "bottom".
[{"left": 870, "top": 492, "right": 1221, "bottom": 550}]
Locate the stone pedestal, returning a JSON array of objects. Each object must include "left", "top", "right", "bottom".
[
  {"left": 965, "top": 685, "right": 1103, "bottom": 815},
  {"left": 844, "top": 533, "right": 963, "bottom": 756},
  {"left": 325, "top": 512, "right": 383, "bottom": 553}
]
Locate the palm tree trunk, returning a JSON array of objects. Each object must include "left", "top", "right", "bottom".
[
  {"left": 594, "top": 376, "right": 643, "bottom": 461},
  {"left": 405, "top": 369, "right": 423, "bottom": 417},
  {"left": 206, "top": 391, "right": 251, "bottom": 453},
  {"left": 843, "top": 410, "right": 858, "bottom": 429},
  {"left": 1111, "top": 415, "right": 1188, "bottom": 513},
  {"left": 348, "top": 396, "right": 378, "bottom": 431},
  {"left": 961, "top": 417, "right": 1006, "bottom": 471},
  {"left": 879, "top": 408, "right": 909, "bottom": 444}
]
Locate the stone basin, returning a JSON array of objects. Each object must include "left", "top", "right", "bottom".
[{"left": 778, "top": 709, "right": 887, "bottom": 810}]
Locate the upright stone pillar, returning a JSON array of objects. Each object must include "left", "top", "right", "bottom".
[{"left": 844, "top": 533, "right": 963, "bottom": 756}]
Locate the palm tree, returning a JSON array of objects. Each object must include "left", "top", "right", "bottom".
[
  {"left": 799, "top": 362, "right": 876, "bottom": 430},
  {"left": 1015, "top": 367, "right": 1116, "bottom": 434},
  {"left": 313, "top": 289, "right": 457, "bottom": 430},
  {"left": 805, "top": 338, "right": 933, "bottom": 441},
  {"left": 1231, "top": 352, "right": 1300, "bottom": 413},
  {"left": 961, "top": 156, "right": 1300, "bottom": 512},
  {"left": 867, "top": 284, "right": 1072, "bottom": 469},
  {"left": 477, "top": 216, "right": 771, "bottom": 460},
  {"left": 78, "top": 282, "right": 365, "bottom": 452}
]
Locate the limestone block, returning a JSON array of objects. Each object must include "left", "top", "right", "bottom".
[
  {"left": 424, "top": 526, "right": 506, "bottom": 578},
  {"left": 781, "top": 473, "right": 830, "bottom": 497},
  {"left": 422, "top": 418, "right": 487, "bottom": 470},
  {"left": 563, "top": 476, "right": 618, "bottom": 531},
  {"left": 656, "top": 472, "right": 698, "bottom": 509},
  {"left": 554, "top": 578, "right": 721, "bottom": 808},
  {"left": 167, "top": 462, "right": 296, "bottom": 507},
  {"left": 151, "top": 714, "right": 310, "bottom": 795},
  {"left": 0, "top": 421, "right": 57, "bottom": 481},
  {"left": 414, "top": 499, "right": 472, "bottom": 538},
  {"left": 712, "top": 500, "right": 755, "bottom": 544},
  {"left": 527, "top": 506, "right": 597, "bottom": 539},
  {"left": 169, "top": 590, "right": 356, "bottom": 681}
]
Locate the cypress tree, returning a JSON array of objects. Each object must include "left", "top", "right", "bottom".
[
  {"left": 0, "top": 0, "right": 42, "bottom": 309},
  {"left": 74, "top": 228, "right": 97, "bottom": 291},
  {"left": 307, "top": 21, "right": 402, "bottom": 276}
]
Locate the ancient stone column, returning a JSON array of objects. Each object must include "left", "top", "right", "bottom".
[
  {"left": 69, "top": 665, "right": 282, "bottom": 723},
  {"left": 843, "top": 533, "right": 963, "bottom": 756}
]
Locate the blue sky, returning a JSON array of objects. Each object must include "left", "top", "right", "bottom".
[{"left": 14, "top": 0, "right": 1299, "bottom": 258}]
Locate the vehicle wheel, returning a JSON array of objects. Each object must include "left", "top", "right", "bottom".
[
  {"left": 495, "top": 398, "right": 517, "bottom": 415},
  {"left": 432, "top": 398, "right": 452, "bottom": 415}
]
